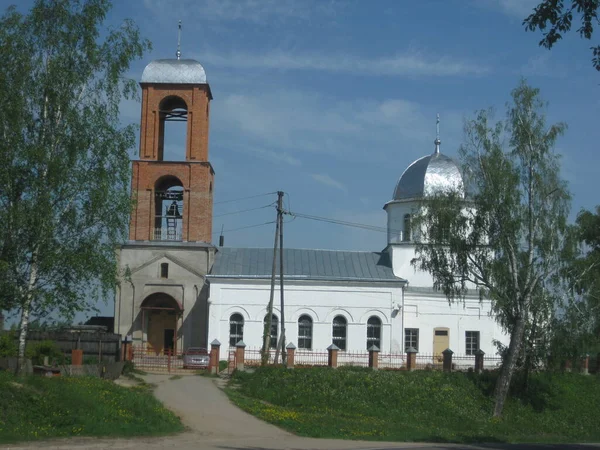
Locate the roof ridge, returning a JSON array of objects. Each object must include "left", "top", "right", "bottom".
[{"left": 218, "top": 247, "right": 382, "bottom": 254}]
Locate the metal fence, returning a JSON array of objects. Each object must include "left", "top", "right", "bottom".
[
  {"left": 228, "top": 346, "right": 504, "bottom": 372},
  {"left": 131, "top": 346, "right": 207, "bottom": 373}
]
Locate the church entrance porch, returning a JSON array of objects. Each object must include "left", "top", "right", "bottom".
[{"left": 141, "top": 293, "right": 183, "bottom": 355}]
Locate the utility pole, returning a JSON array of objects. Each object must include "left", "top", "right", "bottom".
[
  {"left": 274, "top": 191, "right": 286, "bottom": 364},
  {"left": 261, "top": 191, "right": 284, "bottom": 366}
]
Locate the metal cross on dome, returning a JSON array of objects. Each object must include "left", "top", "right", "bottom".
[
  {"left": 434, "top": 113, "right": 441, "bottom": 154},
  {"left": 176, "top": 20, "right": 182, "bottom": 60}
]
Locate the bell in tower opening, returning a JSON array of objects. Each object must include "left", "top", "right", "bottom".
[{"left": 154, "top": 176, "right": 184, "bottom": 241}]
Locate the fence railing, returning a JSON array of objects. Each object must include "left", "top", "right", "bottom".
[
  {"left": 227, "top": 346, "right": 504, "bottom": 372},
  {"left": 131, "top": 346, "right": 208, "bottom": 373},
  {"left": 153, "top": 227, "right": 182, "bottom": 241}
]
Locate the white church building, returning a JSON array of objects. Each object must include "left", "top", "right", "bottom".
[{"left": 114, "top": 54, "right": 508, "bottom": 363}]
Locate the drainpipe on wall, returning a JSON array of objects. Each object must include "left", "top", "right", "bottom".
[
  {"left": 130, "top": 281, "right": 135, "bottom": 343},
  {"left": 401, "top": 283, "right": 406, "bottom": 353}
]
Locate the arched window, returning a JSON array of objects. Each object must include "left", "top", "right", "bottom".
[
  {"left": 366, "top": 316, "right": 382, "bottom": 350},
  {"left": 154, "top": 176, "right": 184, "bottom": 241},
  {"left": 298, "top": 315, "right": 313, "bottom": 350},
  {"left": 157, "top": 95, "right": 188, "bottom": 161},
  {"left": 332, "top": 315, "right": 347, "bottom": 350},
  {"left": 403, "top": 214, "right": 411, "bottom": 242},
  {"left": 229, "top": 313, "right": 244, "bottom": 347},
  {"left": 264, "top": 314, "right": 278, "bottom": 349}
]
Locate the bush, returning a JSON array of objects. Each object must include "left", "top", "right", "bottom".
[
  {"left": 25, "top": 341, "right": 64, "bottom": 365},
  {"left": 0, "top": 332, "right": 17, "bottom": 358}
]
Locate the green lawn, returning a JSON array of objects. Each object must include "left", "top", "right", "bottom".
[
  {"left": 226, "top": 366, "right": 600, "bottom": 443},
  {"left": 0, "top": 371, "right": 184, "bottom": 444}
]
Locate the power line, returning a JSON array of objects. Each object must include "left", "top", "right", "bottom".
[
  {"left": 287, "top": 211, "right": 389, "bottom": 234},
  {"left": 213, "top": 203, "right": 275, "bottom": 218},
  {"left": 211, "top": 221, "right": 276, "bottom": 235},
  {"left": 213, "top": 192, "right": 277, "bottom": 205}
]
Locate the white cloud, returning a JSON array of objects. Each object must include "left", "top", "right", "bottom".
[
  {"left": 200, "top": 49, "right": 490, "bottom": 77},
  {"left": 210, "top": 88, "right": 464, "bottom": 164},
  {"left": 143, "top": 0, "right": 338, "bottom": 25},
  {"left": 484, "top": 0, "right": 539, "bottom": 18},
  {"left": 519, "top": 52, "right": 567, "bottom": 78},
  {"left": 311, "top": 173, "right": 347, "bottom": 192}
]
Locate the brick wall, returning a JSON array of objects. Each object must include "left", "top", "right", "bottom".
[{"left": 129, "top": 82, "right": 214, "bottom": 243}]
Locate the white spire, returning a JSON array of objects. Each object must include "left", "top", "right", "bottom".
[
  {"left": 434, "top": 113, "right": 441, "bottom": 154},
  {"left": 176, "top": 20, "right": 182, "bottom": 60}
]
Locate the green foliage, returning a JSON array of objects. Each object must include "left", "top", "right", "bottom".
[
  {"left": 551, "top": 205, "right": 600, "bottom": 361},
  {"left": 0, "top": 1, "right": 150, "bottom": 338},
  {"left": 24, "top": 340, "right": 64, "bottom": 365},
  {"left": 228, "top": 367, "right": 600, "bottom": 443},
  {"left": 524, "top": 1, "right": 600, "bottom": 71},
  {"left": 411, "top": 80, "right": 572, "bottom": 416},
  {"left": 0, "top": 371, "right": 182, "bottom": 443},
  {"left": 0, "top": 332, "right": 17, "bottom": 358}
]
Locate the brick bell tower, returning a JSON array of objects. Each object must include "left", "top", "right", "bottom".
[
  {"left": 129, "top": 57, "right": 214, "bottom": 243},
  {"left": 114, "top": 47, "right": 216, "bottom": 354}
]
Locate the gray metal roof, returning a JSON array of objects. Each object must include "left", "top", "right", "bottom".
[
  {"left": 393, "top": 151, "right": 464, "bottom": 200},
  {"left": 141, "top": 59, "right": 207, "bottom": 84},
  {"left": 208, "top": 248, "right": 405, "bottom": 283}
]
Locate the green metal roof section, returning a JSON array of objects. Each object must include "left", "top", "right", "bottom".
[{"left": 208, "top": 247, "right": 405, "bottom": 283}]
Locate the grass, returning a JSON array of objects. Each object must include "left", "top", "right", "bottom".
[
  {"left": 0, "top": 371, "right": 184, "bottom": 444},
  {"left": 226, "top": 366, "right": 600, "bottom": 444}
]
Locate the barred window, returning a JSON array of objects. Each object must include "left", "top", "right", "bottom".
[
  {"left": 403, "top": 214, "right": 412, "bottom": 242},
  {"left": 229, "top": 313, "right": 244, "bottom": 347},
  {"left": 405, "top": 328, "right": 419, "bottom": 351},
  {"left": 298, "top": 315, "right": 313, "bottom": 350},
  {"left": 366, "top": 316, "right": 381, "bottom": 349},
  {"left": 332, "top": 315, "right": 347, "bottom": 350},
  {"left": 466, "top": 331, "right": 480, "bottom": 355},
  {"left": 264, "top": 314, "right": 278, "bottom": 349}
]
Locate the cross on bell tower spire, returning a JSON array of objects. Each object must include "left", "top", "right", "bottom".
[
  {"left": 434, "top": 113, "right": 441, "bottom": 154},
  {"left": 176, "top": 20, "right": 182, "bottom": 60}
]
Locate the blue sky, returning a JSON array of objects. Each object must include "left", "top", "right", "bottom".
[{"left": 4, "top": 0, "right": 600, "bottom": 321}]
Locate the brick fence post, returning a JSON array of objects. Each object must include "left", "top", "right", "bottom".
[
  {"left": 582, "top": 354, "right": 590, "bottom": 375},
  {"left": 235, "top": 340, "right": 246, "bottom": 371},
  {"left": 565, "top": 359, "right": 572, "bottom": 372},
  {"left": 327, "top": 344, "right": 339, "bottom": 369},
  {"left": 442, "top": 348, "right": 453, "bottom": 373},
  {"left": 406, "top": 347, "right": 417, "bottom": 371},
  {"left": 368, "top": 345, "right": 380, "bottom": 370},
  {"left": 474, "top": 349, "right": 485, "bottom": 373},
  {"left": 71, "top": 349, "right": 83, "bottom": 366},
  {"left": 209, "top": 339, "right": 221, "bottom": 375},
  {"left": 286, "top": 343, "right": 296, "bottom": 369}
]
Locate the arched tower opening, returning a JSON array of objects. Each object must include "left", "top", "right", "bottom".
[
  {"left": 154, "top": 175, "right": 184, "bottom": 241},
  {"left": 158, "top": 95, "right": 188, "bottom": 161}
]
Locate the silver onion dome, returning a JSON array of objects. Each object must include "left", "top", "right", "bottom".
[
  {"left": 140, "top": 59, "right": 207, "bottom": 84},
  {"left": 392, "top": 152, "right": 464, "bottom": 200}
]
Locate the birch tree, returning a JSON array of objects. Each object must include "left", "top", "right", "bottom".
[
  {"left": 0, "top": 0, "right": 150, "bottom": 372},
  {"left": 412, "top": 80, "right": 571, "bottom": 417}
]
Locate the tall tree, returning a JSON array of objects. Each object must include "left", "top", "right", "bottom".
[
  {"left": 556, "top": 206, "right": 600, "bottom": 357},
  {"left": 525, "top": 0, "right": 600, "bottom": 71},
  {"left": 0, "top": 0, "right": 150, "bottom": 371},
  {"left": 412, "top": 80, "right": 571, "bottom": 417}
]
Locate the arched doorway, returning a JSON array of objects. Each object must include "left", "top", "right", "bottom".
[{"left": 141, "top": 293, "right": 183, "bottom": 354}]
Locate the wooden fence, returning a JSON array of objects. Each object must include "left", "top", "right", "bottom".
[{"left": 1, "top": 328, "right": 122, "bottom": 363}]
